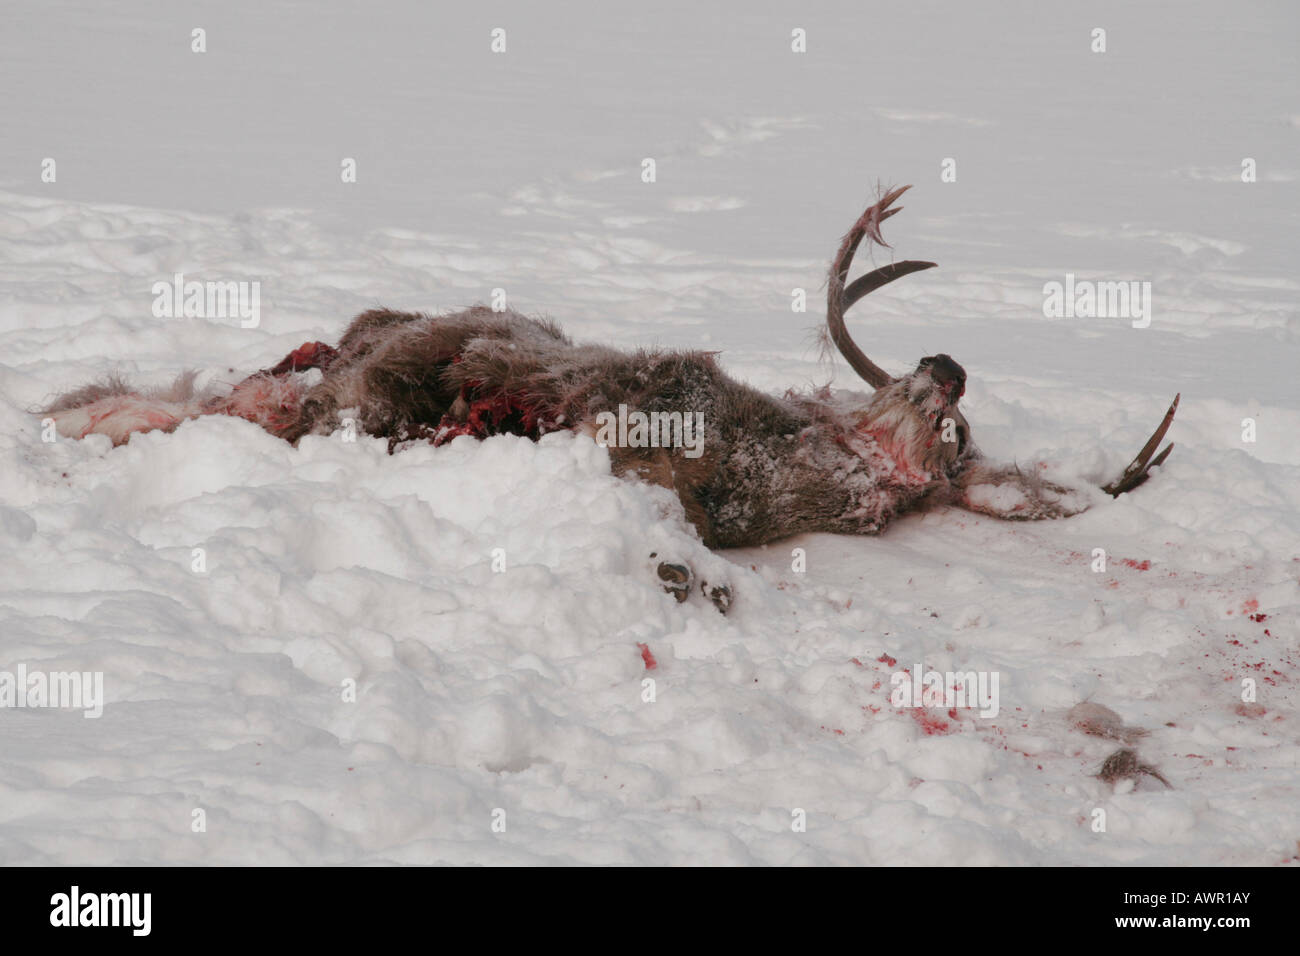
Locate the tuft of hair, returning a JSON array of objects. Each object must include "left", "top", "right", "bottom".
[{"left": 39, "top": 370, "right": 212, "bottom": 445}]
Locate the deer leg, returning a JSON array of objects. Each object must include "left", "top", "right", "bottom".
[
  {"left": 648, "top": 554, "right": 731, "bottom": 613},
  {"left": 952, "top": 394, "right": 1180, "bottom": 519},
  {"left": 612, "top": 446, "right": 732, "bottom": 613},
  {"left": 609, "top": 446, "right": 717, "bottom": 543},
  {"left": 950, "top": 461, "right": 1090, "bottom": 522}
]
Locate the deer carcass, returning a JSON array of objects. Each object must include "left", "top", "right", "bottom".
[{"left": 43, "top": 186, "right": 1178, "bottom": 611}]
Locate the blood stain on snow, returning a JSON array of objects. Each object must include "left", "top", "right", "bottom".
[
  {"left": 909, "top": 709, "right": 953, "bottom": 736},
  {"left": 1120, "top": 558, "right": 1151, "bottom": 571},
  {"left": 637, "top": 642, "right": 658, "bottom": 670}
]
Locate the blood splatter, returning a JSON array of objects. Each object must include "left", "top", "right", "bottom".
[
  {"left": 636, "top": 642, "right": 657, "bottom": 670},
  {"left": 910, "top": 709, "right": 953, "bottom": 736}
]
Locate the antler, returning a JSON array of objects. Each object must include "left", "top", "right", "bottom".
[
  {"left": 1102, "top": 393, "right": 1179, "bottom": 496},
  {"left": 827, "top": 186, "right": 1177, "bottom": 498},
  {"left": 826, "top": 185, "right": 937, "bottom": 389}
]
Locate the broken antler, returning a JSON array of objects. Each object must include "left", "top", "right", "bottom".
[
  {"left": 1101, "top": 393, "right": 1179, "bottom": 496},
  {"left": 826, "top": 185, "right": 937, "bottom": 389}
]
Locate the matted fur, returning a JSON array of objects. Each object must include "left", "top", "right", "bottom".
[
  {"left": 41, "top": 302, "right": 1089, "bottom": 548},
  {"left": 274, "top": 305, "right": 1085, "bottom": 547},
  {"left": 277, "top": 310, "right": 834, "bottom": 544}
]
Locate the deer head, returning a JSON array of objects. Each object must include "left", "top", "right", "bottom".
[{"left": 824, "top": 185, "right": 1177, "bottom": 495}]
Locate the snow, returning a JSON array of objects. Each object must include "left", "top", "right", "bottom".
[{"left": 1, "top": 1, "right": 1297, "bottom": 864}]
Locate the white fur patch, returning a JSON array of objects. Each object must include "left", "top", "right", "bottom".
[{"left": 52, "top": 396, "right": 202, "bottom": 445}]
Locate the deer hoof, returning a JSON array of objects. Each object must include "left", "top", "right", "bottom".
[
  {"left": 656, "top": 561, "right": 693, "bottom": 603},
  {"left": 701, "top": 580, "right": 732, "bottom": 615}
]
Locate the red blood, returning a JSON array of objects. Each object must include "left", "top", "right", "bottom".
[
  {"left": 1120, "top": 558, "right": 1151, "bottom": 571},
  {"left": 910, "top": 709, "right": 952, "bottom": 736},
  {"left": 637, "top": 642, "right": 657, "bottom": 670},
  {"left": 878, "top": 653, "right": 897, "bottom": 667},
  {"left": 431, "top": 383, "right": 559, "bottom": 446},
  {"left": 267, "top": 341, "right": 339, "bottom": 375}
]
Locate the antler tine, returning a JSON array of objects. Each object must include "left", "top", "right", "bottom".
[
  {"left": 826, "top": 185, "right": 936, "bottom": 390},
  {"left": 1102, "top": 393, "right": 1180, "bottom": 497},
  {"left": 843, "top": 260, "right": 938, "bottom": 313},
  {"left": 831, "top": 184, "right": 912, "bottom": 287},
  {"left": 1147, "top": 444, "right": 1174, "bottom": 470}
]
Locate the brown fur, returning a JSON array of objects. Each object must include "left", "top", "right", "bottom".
[
  {"left": 41, "top": 301, "right": 1088, "bottom": 549},
  {"left": 263, "top": 305, "right": 1085, "bottom": 548}
]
